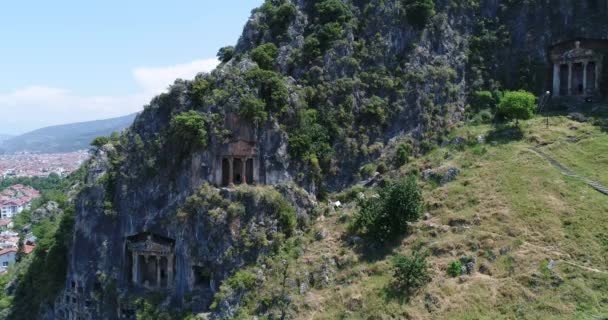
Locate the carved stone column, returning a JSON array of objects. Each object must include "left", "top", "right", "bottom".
[
  {"left": 241, "top": 158, "right": 247, "bottom": 184},
  {"left": 167, "top": 254, "right": 174, "bottom": 289},
  {"left": 228, "top": 158, "right": 234, "bottom": 185},
  {"left": 597, "top": 61, "right": 602, "bottom": 92},
  {"left": 583, "top": 61, "right": 588, "bottom": 94},
  {"left": 143, "top": 255, "right": 149, "bottom": 288},
  {"left": 553, "top": 64, "right": 560, "bottom": 97},
  {"left": 156, "top": 256, "right": 161, "bottom": 289},
  {"left": 568, "top": 63, "right": 573, "bottom": 95},
  {"left": 132, "top": 252, "right": 139, "bottom": 285}
]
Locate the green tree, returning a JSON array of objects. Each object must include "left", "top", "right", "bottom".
[
  {"left": 217, "top": 46, "right": 235, "bottom": 63},
  {"left": 15, "top": 237, "right": 25, "bottom": 263},
  {"left": 447, "top": 260, "right": 463, "bottom": 277},
  {"left": 497, "top": 90, "right": 536, "bottom": 125},
  {"left": 90, "top": 136, "right": 110, "bottom": 148},
  {"left": 402, "top": 0, "right": 436, "bottom": 29},
  {"left": 352, "top": 176, "right": 422, "bottom": 243},
  {"left": 251, "top": 43, "right": 279, "bottom": 70},
  {"left": 239, "top": 94, "right": 268, "bottom": 126},
  {"left": 392, "top": 251, "right": 430, "bottom": 294},
  {"left": 315, "top": 0, "right": 352, "bottom": 24},
  {"left": 169, "top": 111, "right": 208, "bottom": 150},
  {"left": 191, "top": 78, "right": 210, "bottom": 105},
  {"left": 395, "top": 143, "right": 411, "bottom": 167},
  {"left": 470, "top": 90, "right": 496, "bottom": 112}
]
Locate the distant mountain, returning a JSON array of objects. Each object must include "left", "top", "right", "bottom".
[
  {"left": 0, "top": 134, "right": 13, "bottom": 142},
  {"left": 0, "top": 113, "right": 137, "bottom": 154}
]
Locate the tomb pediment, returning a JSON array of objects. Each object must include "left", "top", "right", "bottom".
[
  {"left": 126, "top": 233, "right": 174, "bottom": 255},
  {"left": 128, "top": 238, "right": 172, "bottom": 255},
  {"left": 224, "top": 139, "right": 256, "bottom": 156},
  {"left": 558, "top": 41, "right": 602, "bottom": 63}
]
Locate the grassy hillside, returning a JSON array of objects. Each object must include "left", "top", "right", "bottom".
[{"left": 224, "top": 112, "right": 608, "bottom": 319}]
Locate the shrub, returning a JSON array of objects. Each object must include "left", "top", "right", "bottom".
[
  {"left": 359, "top": 163, "right": 377, "bottom": 178},
  {"left": 497, "top": 90, "right": 536, "bottom": 125},
  {"left": 395, "top": 143, "right": 410, "bottom": 167},
  {"left": 447, "top": 260, "right": 463, "bottom": 277},
  {"left": 251, "top": 43, "right": 279, "bottom": 70},
  {"left": 217, "top": 46, "right": 235, "bottom": 63},
  {"left": 227, "top": 270, "right": 257, "bottom": 291},
  {"left": 245, "top": 68, "right": 289, "bottom": 114},
  {"left": 377, "top": 161, "right": 388, "bottom": 174},
  {"left": 169, "top": 111, "right": 208, "bottom": 151},
  {"left": 90, "top": 136, "right": 110, "bottom": 148},
  {"left": 351, "top": 175, "right": 422, "bottom": 243},
  {"left": 303, "top": 35, "right": 322, "bottom": 60},
  {"left": 471, "top": 109, "right": 493, "bottom": 125},
  {"left": 287, "top": 109, "right": 332, "bottom": 162},
  {"left": 239, "top": 95, "right": 268, "bottom": 125},
  {"left": 362, "top": 95, "right": 387, "bottom": 125},
  {"left": 392, "top": 251, "right": 430, "bottom": 293},
  {"left": 402, "top": 0, "right": 436, "bottom": 29},
  {"left": 191, "top": 78, "right": 210, "bottom": 105},
  {"left": 315, "top": 0, "right": 352, "bottom": 24},
  {"left": 260, "top": 0, "right": 297, "bottom": 37},
  {"left": 470, "top": 90, "right": 496, "bottom": 111},
  {"left": 318, "top": 22, "right": 344, "bottom": 47}
]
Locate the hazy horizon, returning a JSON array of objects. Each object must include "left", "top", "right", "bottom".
[{"left": 0, "top": 0, "right": 263, "bottom": 135}]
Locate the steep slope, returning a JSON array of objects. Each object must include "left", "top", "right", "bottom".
[
  {"left": 0, "top": 113, "right": 137, "bottom": 154},
  {"left": 229, "top": 114, "right": 608, "bottom": 319},
  {"left": 8, "top": 0, "right": 607, "bottom": 319}
]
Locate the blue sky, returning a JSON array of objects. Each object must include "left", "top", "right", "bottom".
[{"left": 0, "top": 0, "right": 263, "bottom": 134}]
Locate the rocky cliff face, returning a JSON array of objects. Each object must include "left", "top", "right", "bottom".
[{"left": 45, "top": 0, "right": 608, "bottom": 319}]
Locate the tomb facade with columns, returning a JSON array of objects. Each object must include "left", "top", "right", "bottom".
[
  {"left": 126, "top": 233, "right": 175, "bottom": 290},
  {"left": 550, "top": 39, "right": 608, "bottom": 98}
]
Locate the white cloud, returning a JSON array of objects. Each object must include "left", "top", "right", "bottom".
[
  {"left": 133, "top": 58, "right": 219, "bottom": 94},
  {"left": 0, "top": 58, "right": 219, "bottom": 134}
]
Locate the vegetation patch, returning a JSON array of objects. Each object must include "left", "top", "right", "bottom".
[{"left": 351, "top": 175, "right": 422, "bottom": 243}]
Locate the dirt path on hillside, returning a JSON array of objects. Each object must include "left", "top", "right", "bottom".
[{"left": 530, "top": 146, "right": 608, "bottom": 195}]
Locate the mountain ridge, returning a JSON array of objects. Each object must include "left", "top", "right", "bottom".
[{"left": 0, "top": 113, "right": 138, "bottom": 154}]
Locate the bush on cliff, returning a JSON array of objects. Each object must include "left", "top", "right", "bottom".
[
  {"left": 239, "top": 94, "right": 268, "bottom": 126},
  {"left": 169, "top": 110, "right": 208, "bottom": 152},
  {"left": 470, "top": 91, "right": 496, "bottom": 112},
  {"left": 402, "top": 0, "right": 436, "bottom": 29},
  {"left": 251, "top": 43, "right": 279, "bottom": 70},
  {"left": 217, "top": 45, "right": 235, "bottom": 63}
]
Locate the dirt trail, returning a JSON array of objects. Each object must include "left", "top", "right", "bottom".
[{"left": 531, "top": 146, "right": 608, "bottom": 195}]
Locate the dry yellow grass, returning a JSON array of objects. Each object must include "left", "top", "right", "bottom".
[{"left": 234, "top": 115, "right": 608, "bottom": 320}]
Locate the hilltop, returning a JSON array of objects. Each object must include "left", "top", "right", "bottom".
[{"left": 0, "top": 113, "right": 137, "bottom": 154}]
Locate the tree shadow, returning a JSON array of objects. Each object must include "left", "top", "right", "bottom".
[
  {"left": 380, "top": 283, "right": 412, "bottom": 304},
  {"left": 342, "top": 232, "right": 410, "bottom": 263},
  {"left": 486, "top": 124, "right": 525, "bottom": 145}
]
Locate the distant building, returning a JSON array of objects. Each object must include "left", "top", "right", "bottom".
[
  {"left": 0, "top": 219, "right": 13, "bottom": 231},
  {"left": 0, "top": 184, "right": 40, "bottom": 218},
  {"left": 0, "top": 248, "right": 17, "bottom": 271}
]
